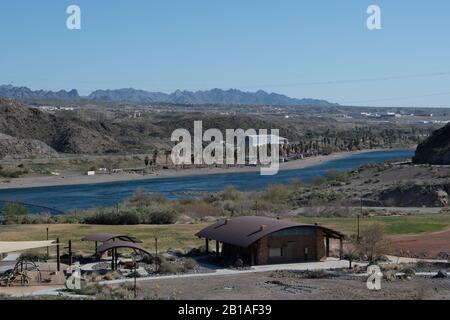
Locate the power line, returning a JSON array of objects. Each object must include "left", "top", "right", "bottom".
[
  {"left": 240, "top": 71, "right": 450, "bottom": 89},
  {"left": 341, "top": 91, "right": 450, "bottom": 105},
  {"left": 2, "top": 71, "right": 450, "bottom": 91}
]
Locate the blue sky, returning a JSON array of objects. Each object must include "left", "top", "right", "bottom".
[{"left": 1, "top": 0, "right": 450, "bottom": 107}]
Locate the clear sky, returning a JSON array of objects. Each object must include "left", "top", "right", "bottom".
[{"left": 1, "top": 0, "right": 450, "bottom": 107}]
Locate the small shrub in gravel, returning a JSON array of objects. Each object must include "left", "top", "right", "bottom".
[{"left": 182, "top": 258, "right": 198, "bottom": 270}]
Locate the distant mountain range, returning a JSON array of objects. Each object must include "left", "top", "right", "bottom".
[{"left": 0, "top": 85, "right": 338, "bottom": 107}]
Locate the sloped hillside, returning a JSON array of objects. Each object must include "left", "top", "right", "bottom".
[
  {"left": 413, "top": 123, "right": 450, "bottom": 165},
  {"left": 0, "top": 133, "right": 58, "bottom": 159},
  {"left": 0, "top": 98, "right": 121, "bottom": 155}
]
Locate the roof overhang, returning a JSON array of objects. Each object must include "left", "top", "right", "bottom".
[
  {"left": 0, "top": 240, "right": 56, "bottom": 255},
  {"left": 196, "top": 216, "right": 344, "bottom": 248}
]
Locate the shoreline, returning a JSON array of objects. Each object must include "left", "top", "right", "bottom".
[{"left": 0, "top": 149, "right": 405, "bottom": 190}]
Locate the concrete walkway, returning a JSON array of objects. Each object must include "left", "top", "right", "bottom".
[
  {"left": 385, "top": 255, "right": 449, "bottom": 264},
  {"left": 100, "top": 258, "right": 365, "bottom": 286},
  {"left": 12, "top": 258, "right": 360, "bottom": 297},
  {"left": 2, "top": 253, "right": 20, "bottom": 262}
]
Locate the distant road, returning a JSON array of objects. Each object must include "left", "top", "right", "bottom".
[{"left": 295, "top": 206, "right": 443, "bottom": 215}]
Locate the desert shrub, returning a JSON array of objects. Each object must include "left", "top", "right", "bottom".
[
  {"left": 157, "top": 257, "right": 177, "bottom": 274},
  {"left": 140, "top": 204, "right": 178, "bottom": 224},
  {"left": 4, "top": 203, "right": 29, "bottom": 217},
  {"left": 218, "top": 186, "right": 242, "bottom": 202},
  {"left": 0, "top": 170, "right": 23, "bottom": 178},
  {"left": 401, "top": 267, "right": 416, "bottom": 278},
  {"left": 260, "top": 184, "right": 292, "bottom": 203},
  {"left": 127, "top": 190, "right": 169, "bottom": 207},
  {"left": 310, "top": 176, "right": 327, "bottom": 186},
  {"left": 301, "top": 270, "right": 329, "bottom": 279},
  {"left": 103, "top": 271, "right": 122, "bottom": 281},
  {"left": 83, "top": 208, "right": 140, "bottom": 225},
  {"left": 19, "top": 251, "right": 49, "bottom": 262},
  {"left": 217, "top": 200, "right": 241, "bottom": 216},
  {"left": 416, "top": 260, "right": 430, "bottom": 269},
  {"left": 176, "top": 201, "right": 221, "bottom": 219},
  {"left": 187, "top": 246, "right": 206, "bottom": 256},
  {"left": 74, "top": 282, "right": 136, "bottom": 300},
  {"left": 325, "top": 170, "right": 351, "bottom": 183},
  {"left": 182, "top": 258, "right": 198, "bottom": 270}
]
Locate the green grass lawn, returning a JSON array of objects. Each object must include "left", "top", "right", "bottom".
[
  {"left": 1, "top": 214, "right": 450, "bottom": 256},
  {"left": 293, "top": 214, "right": 450, "bottom": 236},
  {"left": 0, "top": 224, "right": 207, "bottom": 256}
]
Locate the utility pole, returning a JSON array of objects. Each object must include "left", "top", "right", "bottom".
[
  {"left": 56, "top": 238, "right": 60, "bottom": 272},
  {"left": 358, "top": 194, "right": 363, "bottom": 241},
  {"left": 46, "top": 227, "right": 49, "bottom": 258},
  {"left": 133, "top": 256, "right": 137, "bottom": 298},
  {"left": 155, "top": 238, "right": 158, "bottom": 273},
  {"left": 68, "top": 240, "right": 72, "bottom": 267},
  {"left": 357, "top": 215, "right": 360, "bottom": 242}
]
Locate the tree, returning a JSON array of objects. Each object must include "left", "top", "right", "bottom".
[
  {"left": 152, "top": 149, "right": 158, "bottom": 165},
  {"left": 356, "top": 223, "right": 390, "bottom": 263},
  {"left": 4, "top": 203, "right": 29, "bottom": 217},
  {"left": 144, "top": 155, "right": 150, "bottom": 167}
]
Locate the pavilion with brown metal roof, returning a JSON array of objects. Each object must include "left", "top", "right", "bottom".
[
  {"left": 81, "top": 233, "right": 142, "bottom": 256},
  {"left": 96, "top": 241, "right": 152, "bottom": 271},
  {"left": 196, "top": 216, "right": 345, "bottom": 266}
]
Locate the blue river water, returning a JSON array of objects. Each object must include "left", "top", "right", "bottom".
[{"left": 0, "top": 149, "right": 414, "bottom": 213}]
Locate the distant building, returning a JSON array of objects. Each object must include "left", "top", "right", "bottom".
[{"left": 247, "top": 135, "right": 288, "bottom": 147}]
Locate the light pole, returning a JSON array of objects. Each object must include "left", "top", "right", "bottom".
[
  {"left": 46, "top": 227, "right": 49, "bottom": 257},
  {"left": 155, "top": 237, "right": 158, "bottom": 273},
  {"left": 132, "top": 256, "right": 137, "bottom": 298}
]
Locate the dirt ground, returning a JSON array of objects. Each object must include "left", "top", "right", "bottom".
[
  {"left": 390, "top": 228, "right": 450, "bottom": 258},
  {"left": 129, "top": 271, "right": 450, "bottom": 300}
]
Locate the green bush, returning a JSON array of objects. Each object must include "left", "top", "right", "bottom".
[
  {"left": 182, "top": 258, "right": 198, "bottom": 270},
  {"left": 139, "top": 204, "right": 178, "bottom": 225},
  {"left": 83, "top": 208, "right": 140, "bottom": 225},
  {"left": 158, "top": 257, "right": 177, "bottom": 274},
  {"left": 19, "top": 251, "right": 49, "bottom": 262},
  {"left": 4, "top": 203, "right": 29, "bottom": 216}
]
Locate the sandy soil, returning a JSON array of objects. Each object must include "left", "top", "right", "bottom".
[
  {"left": 130, "top": 271, "right": 450, "bottom": 300},
  {"left": 0, "top": 150, "right": 375, "bottom": 190},
  {"left": 390, "top": 228, "right": 450, "bottom": 258}
]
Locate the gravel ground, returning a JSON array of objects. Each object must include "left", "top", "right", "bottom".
[{"left": 128, "top": 271, "right": 450, "bottom": 300}]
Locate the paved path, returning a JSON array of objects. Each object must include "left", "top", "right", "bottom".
[
  {"left": 12, "top": 258, "right": 360, "bottom": 297},
  {"left": 100, "top": 258, "right": 364, "bottom": 286},
  {"left": 2, "top": 253, "right": 20, "bottom": 262},
  {"left": 12, "top": 256, "right": 446, "bottom": 298}
]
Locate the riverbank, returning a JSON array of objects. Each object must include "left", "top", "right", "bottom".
[{"left": 0, "top": 149, "right": 392, "bottom": 190}]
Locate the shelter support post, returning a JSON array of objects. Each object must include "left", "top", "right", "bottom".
[
  {"left": 68, "top": 240, "right": 72, "bottom": 266},
  {"left": 326, "top": 235, "right": 330, "bottom": 257},
  {"left": 56, "top": 238, "right": 60, "bottom": 272},
  {"left": 216, "top": 241, "right": 220, "bottom": 258},
  {"left": 339, "top": 238, "right": 343, "bottom": 260},
  {"left": 111, "top": 249, "right": 115, "bottom": 271},
  {"left": 115, "top": 248, "right": 118, "bottom": 270},
  {"left": 205, "top": 239, "right": 209, "bottom": 254}
]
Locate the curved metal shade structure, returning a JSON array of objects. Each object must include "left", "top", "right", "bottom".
[
  {"left": 96, "top": 240, "right": 152, "bottom": 257},
  {"left": 196, "top": 216, "right": 344, "bottom": 248},
  {"left": 81, "top": 233, "right": 142, "bottom": 243}
]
